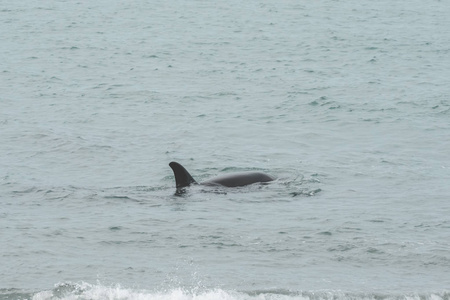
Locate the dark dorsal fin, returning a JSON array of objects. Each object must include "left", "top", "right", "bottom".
[{"left": 169, "top": 162, "right": 197, "bottom": 188}]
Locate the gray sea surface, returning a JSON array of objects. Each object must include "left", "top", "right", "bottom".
[{"left": 1, "top": 1, "right": 450, "bottom": 299}]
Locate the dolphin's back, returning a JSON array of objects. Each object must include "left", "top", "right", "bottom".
[{"left": 202, "top": 172, "right": 274, "bottom": 187}]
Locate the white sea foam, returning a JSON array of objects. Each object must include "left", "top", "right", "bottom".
[{"left": 27, "top": 282, "right": 450, "bottom": 300}]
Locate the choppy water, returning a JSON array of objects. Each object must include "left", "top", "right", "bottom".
[{"left": 1, "top": 0, "right": 450, "bottom": 299}]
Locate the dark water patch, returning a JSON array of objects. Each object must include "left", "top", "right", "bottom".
[
  {"left": 308, "top": 96, "right": 343, "bottom": 111},
  {"left": 327, "top": 243, "right": 357, "bottom": 252},
  {"left": 210, "top": 242, "right": 241, "bottom": 248},
  {"left": 290, "top": 188, "right": 321, "bottom": 197},
  {"left": 109, "top": 226, "right": 123, "bottom": 231},
  {"left": 337, "top": 226, "right": 363, "bottom": 233},
  {"left": 317, "top": 231, "right": 332, "bottom": 236},
  {"left": 309, "top": 96, "right": 327, "bottom": 106},
  {"left": 367, "top": 219, "right": 387, "bottom": 223},
  {"left": 100, "top": 240, "right": 156, "bottom": 246},
  {"left": 44, "top": 189, "right": 73, "bottom": 200},
  {"left": 60, "top": 46, "right": 79, "bottom": 50},
  {"left": 104, "top": 195, "right": 134, "bottom": 200},
  {"left": 367, "top": 247, "right": 385, "bottom": 255},
  {"left": 45, "top": 229, "right": 64, "bottom": 237}
]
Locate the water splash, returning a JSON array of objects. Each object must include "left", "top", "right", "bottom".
[{"left": 11, "top": 282, "right": 447, "bottom": 300}]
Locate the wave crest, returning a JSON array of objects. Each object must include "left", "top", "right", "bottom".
[{"left": 18, "top": 282, "right": 449, "bottom": 300}]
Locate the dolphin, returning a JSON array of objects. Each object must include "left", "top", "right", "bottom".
[{"left": 169, "top": 161, "right": 274, "bottom": 191}]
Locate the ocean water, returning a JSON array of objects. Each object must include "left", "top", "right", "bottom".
[{"left": 1, "top": 0, "right": 450, "bottom": 299}]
